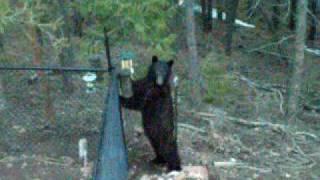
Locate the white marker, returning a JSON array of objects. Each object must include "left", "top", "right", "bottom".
[{"left": 79, "top": 138, "right": 88, "bottom": 167}]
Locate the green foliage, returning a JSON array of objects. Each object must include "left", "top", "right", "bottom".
[
  {"left": 0, "top": 0, "right": 10, "bottom": 15},
  {"left": 0, "top": 0, "right": 61, "bottom": 34},
  {"left": 78, "top": 0, "right": 177, "bottom": 58},
  {"left": 201, "top": 53, "right": 239, "bottom": 105},
  {"left": 0, "top": 0, "right": 12, "bottom": 33}
]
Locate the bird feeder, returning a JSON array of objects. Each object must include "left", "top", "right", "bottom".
[
  {"left": 82, "top": 72, "right": 97, "bottom": 94},
  {"left": 119, "top": 52, "right": 134, "bottom": 98}
]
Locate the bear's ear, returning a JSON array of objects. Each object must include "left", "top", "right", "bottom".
[
  {"left": 167, "top": 60, "right": 174, "bottom": 67},
  {"left": 152, "top": 56, "right": 158, "bottom": 63}
]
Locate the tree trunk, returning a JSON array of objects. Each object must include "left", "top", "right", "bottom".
[
  {"left": 0, "top": 79, "right": 5, "bottom": 111},
  {"left": 0, "top": 34, "right": 6, "bottom": 110},
  {"left": 57, "top": 0, "right": 75, "bottom": 94},
  {"left": 258, "top": 5, "right": 276, "bottom": 32},
  {"left": 247, "top": 0, "right": 254, "bottom": 17},
  {"left": 44, "top": 76, "right": 56, "bottom": 125},
  {"left": 29, "top": 26, "right": 43, "bottom": 105},
  {"left": 217, "top": 0, "right": 224, "bottom": 21},
  {"left": 225, "top": 0, "right": 239, "bottom": 56},
  {"left": 287, "top": 0, "right": 308, "bottom": 121},
  {"left": 31, "top": 26, "right": 56, "bottom": 124},
  {"left": 71, "top": 0, "right": 84, "bottom": 37},
  {"left": 9, "top": 0, "right": 18, "bottom": 7},
  {"left": 202, "top": 0, "right": 213, "bottom": 32},
  {"left": 289, "top": 0, "right": 297, "bottom": 30},
  {"left": 206, "top": 0, "right": 213, "bottom": 31},
  {"left": 308, "top": 0, "right": 317, "bottom": 41},
  {"left": 31, "top": 26, "right": 44, "bottom": 77},
  {"left": 201, "top": 0, "right": 208, "bottom": 31},
  {"left": 185, "top": 0, "right": 205, "bottom": 106},
  {"left": 272, "top": 0, "right": 280, "bottom": 31},
  {"left": 59, "top": 44, "right": 75, "bottom": 94},
  {"left": 0, "top": 34, "right": 3, "bottom": 51}
]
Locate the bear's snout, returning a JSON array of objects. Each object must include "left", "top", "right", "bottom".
[{"left": 156, "top": 76, "right": 164, "bottom": 85}]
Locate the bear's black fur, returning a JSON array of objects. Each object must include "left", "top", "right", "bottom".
[{"left": 120, "top": 56, "right": 181, "bottom": 171}]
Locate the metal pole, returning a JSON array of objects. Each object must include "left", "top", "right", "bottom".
[
  {"left": 104, "top": 27, "right": 113, "bottom": 72},
  {"left": 93, "top": 72, "right": 128, "bottom": 180},
  {"left": 0, "top": 66, "right": 109, "bottom": 73},
  {"left": 93, "top": 27, "right": 128, "bottom": 180}
]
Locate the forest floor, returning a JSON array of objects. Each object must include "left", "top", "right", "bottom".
[
  {"left": 0, "top": 95, "right": 320, "bottom": 180},
  {"left": 0, "top": 22, "right": 320, "bottom": 179}
]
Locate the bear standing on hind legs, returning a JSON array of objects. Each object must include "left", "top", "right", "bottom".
[{"left": 120, "top": 55, "right": 182, "bottom": 171}]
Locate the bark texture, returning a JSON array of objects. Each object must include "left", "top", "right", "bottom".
[
  {"left": 217, "top": 0, "right": 224, "bottom": 21},
  {"left": 289, "top": 0, "right": 297, "bottom": 30},
  {"left": 57, "top": 0, "right": 75, "bottom": 94},
  {"left": 287, "top": 0, "right": 308, "bottom": 120},
  {"left": 272, "top": 0, "right": 280, "bottom": 31},
  {"left": 0, "top": 34, "right": 5, "bottom": 110},
  {"left": 225, "top": 0, "right": 239, "bottom": 56},
  {"left": 206, "top": 0, "right": 213, "bottom": 31},
  {"left": 185, "top": 0, "right": 204, "bottom": 105},
  {"left": 308, "top": 0, "right": 317, "bottom": 41}
]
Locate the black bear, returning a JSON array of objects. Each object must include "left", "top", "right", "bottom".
[{"left": 120, "top": 55, "right": 181, "bottom": 171}]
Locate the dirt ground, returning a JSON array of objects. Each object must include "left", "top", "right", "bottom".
[{"left": 0, "top": 80, "right": 320, "bottom": 180}]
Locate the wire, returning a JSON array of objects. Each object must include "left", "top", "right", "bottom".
[{"left": 0, "top": 66, "right": 109, "bottom": 72}]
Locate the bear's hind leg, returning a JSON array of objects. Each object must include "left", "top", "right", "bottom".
[
  {"left": 165, "top": 148, "right": 181, "bottom": 171},
  {"left": 145, "top": 129, "right": 166, "bottom": 166},
  {"left": 161, "top": 137, "right": 181, "bottom": 171},
  {"left": 151, "top": 155, "right": 166, "bottom": 165}
]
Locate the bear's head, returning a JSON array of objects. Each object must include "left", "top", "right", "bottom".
[{"left": 147, "top": 55, "right": 174, "bottom": 86}]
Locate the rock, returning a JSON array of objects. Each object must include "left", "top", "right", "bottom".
[
  {"left": 140, "top": 166, "right": 209, "bottom": 180},
  {"left": 21, "top": 162, "right": 28, "bottom": 169},
  {"left": 6, "top": 163, "right": 13, "bottom": 168},
  {"left": 12, "top": 125, "right": 26, "bottom": 134}
]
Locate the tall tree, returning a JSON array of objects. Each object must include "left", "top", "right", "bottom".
[
  {"left": 272, "top": 0, "right": 280, "bottom": 31},
  {"left": 57, "top": 0, "right": 75, "bottom": 94},
  {"left": 9, "top": 0, "right": 17, "bottom": 7},
  {"left": 0, "top": 34, "right": 6, "bottom": 110},
  {"left": 287, "top": 0, "right": 308, "bottom": 121},
  {"left": 308, "top": 0, "right": 317, "bottom": 41},
  {"left": 289, "top": 0, "right": 297, "bottom": 30},
  {"left": 217, "top": 0, "right": 224, "bottom": 21},
  {"left": 31, "top": 26, "right": 43, "bottom": 77},
  {"left": 0, "top": 79, "right": 4, "bottom": 111},
  {"left": 202, "top": 0, "right": 213, "bottom": 32},
  {"left": 247, "top": 0, "right": 254, "bottom": 17},
  {"left": 225, "top": 0, "right": 239, "bottom": 56},
  {"left": 43, "top": 75, "right": 56, "bottom": 126},
  {"left": 185, "top": 0, "right": 205, "bottom": 105},
  {"left": 0, "top": 0, "right": 9, "bottom": 111},
  {"left": 31, "top": 25, "right": 56, "bottom": 125},
  {"left": 201, "top": 0, "right": 213, "bottom": 32},
  {"left": 201, "top": 0, "right": 208, "bottom": 30},
  {"left": 71, "top": 0, "right": 84, "bottom": 37},
  {"left": 206, "top": 0, "right": 213, "bottom": 31},
  {"left": 0, "top": 34, "right": 3, "bottom": 53}
]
